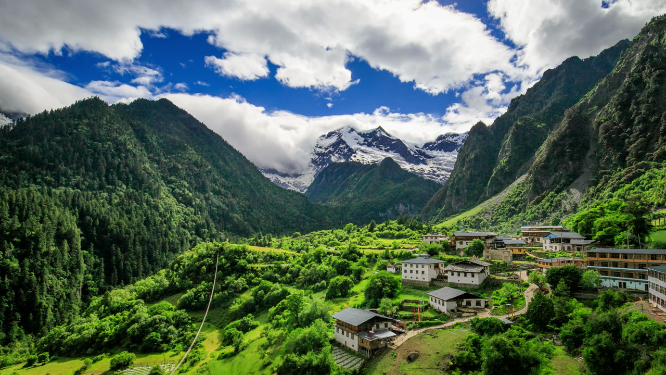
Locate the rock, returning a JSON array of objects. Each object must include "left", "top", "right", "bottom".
[{"left": 407, "top": 352, "right": 419, "bottom": 362}]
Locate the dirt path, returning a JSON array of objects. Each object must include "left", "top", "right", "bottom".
[{"left": 391, "top": 283, "right": 538, "bottom": 348}]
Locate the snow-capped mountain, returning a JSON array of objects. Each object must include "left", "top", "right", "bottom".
[{"left": 261, "top": 126, "right": 467, "bottom": 192}]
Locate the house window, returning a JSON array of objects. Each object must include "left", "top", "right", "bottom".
[
  {"left": 422, "top": 271, "right": 425, "bottom": 274},
  {"left": 476, "top": 300, "right": 481, "bottom": 306},
  {"left": 385, "top": 323, "right": 388, "bottom": 328},
  {"left": 410, "top": 270, "right": 413, "bottom": 273},
  {"left": 351, "top": 334, "right": 354, "bottom": 339},
  {"left": 464, "top": 273, "right": 468, "bottom": 277}
]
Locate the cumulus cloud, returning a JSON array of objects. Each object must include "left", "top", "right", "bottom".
[
  {"left": 174, "top": 82, "right": 188, "bottom": 91},
  {"left": 488, "top": 0, "right": 666, "bottom": 72},
  {"left": 204, "top": 53, "right": 269, "bottom": 80},
  {"left": 163, "top": 93, "right": 470, "bottom": 174},
  {"left": 0, "top": 0, "right": 518, "bottom": 93}
]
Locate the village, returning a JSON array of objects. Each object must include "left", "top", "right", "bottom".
[{"left": 329, "top": 225, "right": 666, "bottom": 371}]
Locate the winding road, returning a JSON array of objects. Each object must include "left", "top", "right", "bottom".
[{"left": 390, "top": 283, "right": 538, "bottom": 348}]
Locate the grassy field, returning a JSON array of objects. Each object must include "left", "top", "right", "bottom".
[
  {"left": 364, "top": 328, "right": 471, "bottom": 375},
  {"left": 650, "top": 229, "right": 666, "bottom": 243},
  {"left": 551, "top": 347, "right": 585, "bottom": 374}
]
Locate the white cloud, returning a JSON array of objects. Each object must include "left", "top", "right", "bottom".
[
  {"left": 194, "top": 81, "right": 209, "bottom": 86},
  {"left": 114, "top": 63, "right": 163, "bottom": 86},
  {"left": 174, "top": 82, "right": 188, "bottom": 91},
  {"left": 204, "top": 53, "right": 269, "bottom": 80},
  {"left": 488, "top": 0, "right": 666, "bottom": 72},
  {"left": 84, "top": 80, "right": 152, "bottom": 103},
  {"left": 327, "top": 103, "right": 333, "bottom": 108},
  {"left": 0, "top": 0, "right": 519, "bottom": 93}
]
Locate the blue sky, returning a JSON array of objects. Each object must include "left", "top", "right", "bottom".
[{"left": 0, "top": 0, "right": 664, "bottom": 174}]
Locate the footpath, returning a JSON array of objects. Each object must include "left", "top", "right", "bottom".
[{"left": 390, "top": 283, "right": 538, "bottom": 348}]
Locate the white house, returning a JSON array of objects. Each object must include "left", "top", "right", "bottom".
[
  {"left": 542, "top": 232, "right": 585, "bottom": 251},
  {"left": 444, "top": 259, "right": 491, "bottom": 286},
  {"left": 331, "top": 308, "right": 398, "bottom": 357},
  {"left": 649, "top": 266, "right": 666, "bottom": 313},
  {"left": 386, "top": 263, "right": 401, "bottom": 274},
  {"left": 422, "top": 233, "right": 448, "bottom": 244},
  {"left": 428, "top": 286, "right": 486, "bottom": 313},
  {"left": 401, "top": 255, "right": 446, "bottom": 287}
]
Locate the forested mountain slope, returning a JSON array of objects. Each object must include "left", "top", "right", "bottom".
[
  {"left": 305, "top": 158, "right": 440, "bottom": 224},
  {"left": 0, "top": 97, "right": 336, "bottom": 340},
  {"left": 422, "top": 39, "right": 631, "bottom": 221},
  {"left": 434, "top": 16, "right": 666, "bottom": 235}
]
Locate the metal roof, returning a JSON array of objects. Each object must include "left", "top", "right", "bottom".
[
  {"left": 571, "top": 239, "right": 596, "bottom": 245},
  {"left": 588, "top": 248, "right": 666, "bottom": 255},
  {"left": 649, "top": 265, "right": 666, "bottom": 273},
  {"left": 357, "top": 329, "right": 396, "bottom": 341},
  {"left": 466, "top": 259, "right": 492, "bottom": 266},
  {"left": 502, "top": 239, "right": 527, "bottom": 245},
  {"left": 521, "top": 226, "right": 568, "bottom": 230},
  {"left": 499, "top": 318, "right": 513, "bottom": 324},
  {"left": 402, "top": 256, "right": 446, "bottom": 264},
  {"left": 443, "top": 259, "right": 490, "bottom": 272},
  {"left": 331, "top": 308, "right": 394, "bottom": 326},
  {"left": 428, "top": 286, "right": 482, "bottom": 301},
  {"left": 543, "top": 232, "right": 585, "bottom": 239}
]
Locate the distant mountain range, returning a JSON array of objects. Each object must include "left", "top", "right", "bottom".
[{"left": 261, "top": 126, "right": 467, "bottom": 192}]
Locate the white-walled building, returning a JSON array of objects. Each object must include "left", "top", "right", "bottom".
[
  {"left": 401, "top": 255, "right": 446, "bottom": 287},
  {"left": 444, "top": 259, "right": 491, "bottom": 286},
  {"left": 649, "top": 266, "right": 666, "bottom": 313},
  {"left": 428, "top": 286, "right": 486, "bottom": 313},
  {"left": 521, "top": 226, "right": 570, "bottom": 244},
  {"left": 422, "top": 233, "right": 448, "bottom": 244},
  {"left": 542, "top": 232, "right": 585, "bottom": 251},
  {"left": 387, "top": 263, "right": 401, "bottom": 274},
  {"left": 331, "top": 308, "right": 398, "bottom": 357}
]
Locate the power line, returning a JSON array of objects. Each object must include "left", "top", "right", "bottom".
[{"left": 170, "top": 254, "right": 219, "bottom": 375}]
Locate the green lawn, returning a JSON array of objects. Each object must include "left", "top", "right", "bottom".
[
  {"left": 651, "top": 229, "right": 666, "bottom": 243},
  {"left": 364, "top": 328, "right": 471, "bottom": 375},
  {"left": 551, "top": 347, "right": 585, "bottom": 374}
]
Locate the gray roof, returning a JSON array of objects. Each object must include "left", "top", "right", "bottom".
[
  {"left": 402, "top": 256, "right": 445, "bottom": 264},
  {"left": 649, "top": 265, "right": 666, "bottom": 273},
  {"left": 357, "top": 329, "right": 396, "bottom": 341},
  {"left": 571, "top": 239, "right": 596, "bottom": 245},
  {"left": 538, "top": 257, "right": 582, "bottom": 263},
  {"left": 588, "top": 248, "right": 666, "bottom": 255},
  {"left": 499, "top": 318, "right": 513, "bottom": 324},
  {"left": 331, "top": 308, "right": 393, "bottom": 326},
  {"left": 543, "top": 232, "right": 585, "bottom": 239},
  {"left": 443, "top": 259, "right": 491, "bottom": 272},
  {"left": 428, "top": 286, "right": 482, "bottom": 301},
  {"left": 466, "top": 259, "right": 492, "bottom": 267},
  {"left": 453, "top": 231, "right": 496, "bottom": 237}
]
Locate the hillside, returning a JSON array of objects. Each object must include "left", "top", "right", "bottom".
[
  {"left": 422, "top": 39, "right": 631, "bottom": 221},
  {"left": 433, "top": 16, "right": 666, "bottom": 236},
  {"left": 0, "top": 97, "right": 337, "bottom": 338},
  {"left": 305, "top": 158, "right": 440, "bottom": 224}
]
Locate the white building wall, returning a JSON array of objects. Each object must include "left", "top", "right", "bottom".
[
  {"left": 429, "top": 296, "right": 486, "bottom": 311},
  {"left": 447, "top": 270, "right": 487, "bottom": 285},
  {"left": 649, "top": 275, "right": 666, "bottom": 313},
  {"left": 599, "top": 276, "right": 648, "bottom": 291},
  {"left": 402, "top": 262, "right": 443, "bottom": 282},
  {"left": 334, "top": 326, "right": 358, "bottom": 352}
]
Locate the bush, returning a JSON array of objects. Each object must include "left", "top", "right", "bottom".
[
  {"left": 37, "top": 352, "right": 50, "bottom": 364},
  {"left": 470, "top": 317, "right": 506, "bottom": 336},
  {"left": 25, "top": 355, "right": 37, "bottom": 366},
  {"left": 92, "top": 354, "right": 106, "bottom": 363},
  {"left": 110, "top": 351, "right": 136, "bottom": 370},
  {"left": 148, "top": 365, "right": 166, "bottom": 375},
  {"left": 364, "top": 272, "right": 400, "bottom": 307}
]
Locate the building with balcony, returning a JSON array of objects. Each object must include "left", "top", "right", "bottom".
[
  {"left": 542, "top": 232, "right": 585, "bottom": 251},
  {"left": 536, "top": 257, "right": 585, "bottom": 274},
  {"left": 331, "top": 308, "right": 399, "bottom": 357},
  {"left": 586, "top": 248, "right": 666, "bottom": 291},
  {"left": 648, "top": 266, "right": 666, "bottom": 313},
  {"left": 521, "top": 226, "right": 570, "bottom": 244},
  {"left": 401, "top": 255, "right": 446, "bottom": 287},
  {"left": 451, "top": 232, "right": 497, "bottom": 250},
  {"left": 422, "top": 233, "right": 448, "bottom": 244},
  {"left": 428, "top": 286, "right": 486, "bottom": 313}
]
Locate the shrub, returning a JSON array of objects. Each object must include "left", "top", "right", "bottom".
[
  {"left": 110, "top": 351, "right": 135, "bottom": 370},
  {"left": 37, "top": 352, "right": 50, "bottom": 364},
  {"left": 148, "top": 365, "right": 166, "bottom": 375},
  {"left": 25, "top": 355, "right": 37, "bottom": 366}
]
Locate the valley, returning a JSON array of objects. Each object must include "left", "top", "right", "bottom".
[{"left": 3, "top": 11, "right": 666, "bottom": 375}]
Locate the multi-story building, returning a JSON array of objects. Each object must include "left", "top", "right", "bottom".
[
  {"left": 648, "top": 266, "right": 666, "bottom": 313},
  {"left": 451, "top": 232, "right": 497, "bottom": 250},
  {"left": 331, "top": 308, "right": 398, "bottom": 357},
  {"left": 494, "top": 238, "right": 528, "bottom": 256},
  {"left": 536, "top": 257, "right": 585, "bottom": 274},
  {"left": 542, "top": 232, "right": 585, "bottom": 251},
  {"left": 586, "top": 248, "right": 666, "bottom": 291},
  {"left": 422, "top": 233, "right": 448, "bottom": 244},
  {"left": 401, "top": 255, "right": 446, "bottom": 287},
  {"left": 521, "top": 226, "right": 570, "bottom": 244},
  {"left": 444, "top": 259, "right": 491, "bottom": 286},
  {"left": 571, "top": 239, "right": 596, "bottom": 252}
]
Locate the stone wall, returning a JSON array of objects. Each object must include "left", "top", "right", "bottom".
[
  {"left": 402, "top": 279, "right": 431, "bottom": 288},
  {"left": 483, "top": 249, "right": 513, "bottom": 262}
]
